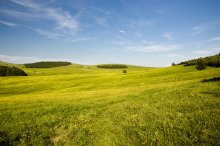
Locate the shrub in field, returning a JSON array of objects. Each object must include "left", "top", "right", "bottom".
[
  {"left": 196, "top": 60, "right": 206, "bottom": 70},
  {"left": 97, "top": 64, "right": 128, "bottom": 69},
  {"left": 123, "top": 69, "right": 127, "bottom": 73},
  {"left": 0, "top": 66, "right": 28, "bottom": 76},
  {"left": 25, "top": 61, "right": 71, "bottom": 68}
]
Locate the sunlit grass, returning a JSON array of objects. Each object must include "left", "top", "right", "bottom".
[{"left": 0, "top": 65, "right": 219, "bottom": 145}]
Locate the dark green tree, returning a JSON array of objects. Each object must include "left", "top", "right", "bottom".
[
  {"left": 196, "top": 60, "right": 206, "bottom": 70},
  {"left": 25, "top": 61, "right": 71, "bottom": 68},
  {"left": 97, "top": 64, "right": 128, "bottom": 69},
  {"left": 0, "top": 66, "right": 28, "bottom": 76}
]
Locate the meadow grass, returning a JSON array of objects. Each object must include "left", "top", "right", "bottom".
[{"left": 0, "top": 65, "right": 219, "bottom": 145}]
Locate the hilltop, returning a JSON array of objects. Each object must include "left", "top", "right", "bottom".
[{"left": 178, "top": 53, "right": 220, "bottom": 67}]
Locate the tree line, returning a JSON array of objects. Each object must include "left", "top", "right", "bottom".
[
  {"left": 177, "top": 53, "right": 220, "bottom": 68},
  {"left": 97, "top": 64, "right": 128, "bottom": 69},
  {"left": 0, "top": 66, "right": 28, "bottom": 76},
  {"left": 24, "top": 61, "right": 72, "bottom": 68}
]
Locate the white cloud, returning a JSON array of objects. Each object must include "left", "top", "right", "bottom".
[
  {"left": 33, "top": 28, "right": 64, "bottom": 39},
  {"left": 162, "top": 32, "right": 173, "bottom": 40},
  {"left": 191, "top": 24, "right": 210, "bottom": 35},
  {"left": 111, "top": 36, "right": 130, "bottom": 45},
  {"left": 192, "top": 47, "right": 220, "bottom": 55},
  {"left": 141, "top": 40, "right": 155, "bottom": 44},
  {"left": 125, "top": 43, "right": 180, "bottom": 53},
  {"left": 0, "top": 54, "right": 71, "bottom": 64},
  {"left": 0, "top": 54, "right": 43, "bottom": 64},
  {"left": 5, "top": 0, "right": 79, "bottom": 40},
  {"left": 66, "top": 37, "right": 91, "bottom": 42},
  {"left": 0, "top": 9, "right": 44, "bottom": 20},
  {"left": 0, "top": 20, "right": 16, "bottom": 27},
  {"left": 210, "top": 47, "right": 220, "bottom": 51},
  {"left": 133, "top": 19, "right": 152, "bottom": 28},
  {"left": 112, "top": 40, "right": 127, "bottom": 45},
  {"left": 119, "top": 30, "right": 125, "bottom": 33},
  {"left": 95, "top": 17, "right": 108, "bottom": 27},
  {"left": 9, "top": 0, "right": 79, "bottom": 31},
  {"left": 209, "top": 37, "right": 220, "bottom": 41},
  {"left": 9, "top": 0, "right": 39, "bottom": 9},
  {"left": 32, "top": 27, "right": 90, "bottom": 42},
  {"left": 194, "top": 50, "right": 211, "bottom": 54}
]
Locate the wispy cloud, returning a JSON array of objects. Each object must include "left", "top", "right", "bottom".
[
  {"left": 95, "top": 17, "right": 108, "bottom": 27},
  {"left": 0, "top": 54, "right": 43, "bottom": 64},
  {"left": 209, "top": 37, "right": 220, "bottom": 41},
  {"left": 193, "top": 50, "right": 211, "bottom": 55},
  {"left": 162, "top": 32, "right": 173, "bottom": 40},
  {"left": 9, "top": 0, "right": 79, "bottom": 31},
  {"left": 141, "top": 40, "right": 155, "bottom": 44},
  {"left": 192, "top": 24, "right": 210, "bottom": 35},
  {"left": 33, "top": 28, "right": 64, "bottom": 39},
  {"left": 0, "top": 54, "right": 71, "bottom": 64},
  {"left": 111, "top": 36, "right": 131, "bottom": 45},
  {"left": 132, "top": 19, "right": 152, "bottom": 28},
  {"left": 191, "top": 21, "right": 220, "bottom": 35},
  {"left": 0, "top": 9, "right": 43, "bottom": 20},
  {"left": 112, "top": 40, "right": 127, "bottom": 45},
  {"left": 32, "top": 27, "right": 90, "bottom": 42},
  {"left": 124, "top": 43, "right": 181, "bottom": 53},
  {"left": 119, "top": 30, "right": 125, "bottom": 33},
  {"left": 3, "top": 0, "right": 80, "bottom": 40},
  {"left": 192, "top": 47, "right": 220, "bottom": 56},
  {"left": 0, "top": 20, "right": 16, "bottom": 27}
]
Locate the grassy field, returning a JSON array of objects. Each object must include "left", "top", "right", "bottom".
[{"left": 0, "top": 64, "right": 220, "bottom": 145}]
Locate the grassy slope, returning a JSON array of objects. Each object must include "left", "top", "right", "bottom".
[{"left": 0, "top": 65, "right": 219, "bottom": 145}]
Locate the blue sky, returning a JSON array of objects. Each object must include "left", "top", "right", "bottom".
[{"left": 0, "top": 0, "right": 220, "bottom": 66}]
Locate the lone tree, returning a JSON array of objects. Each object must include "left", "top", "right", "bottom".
[
  {"left": 172, "top": 62, "right": 176, "bottom": 66},
  {"left": 196, "top": 60, "right": 206, "bottom": 70}
]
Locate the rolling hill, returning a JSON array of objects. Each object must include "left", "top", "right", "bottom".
[
  {"left": 0, "top": 56, "right": 220, "bottom": 145},
  {"left": 178, "top": 53, "right": 220, "bottom": 67}
]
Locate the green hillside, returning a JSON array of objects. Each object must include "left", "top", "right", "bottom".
[
  {"left": 0, "top": 66, "right": 28, "bottom": 76},
  {"left": 178, "top": 53, "right": 220, "bottom": 67},
  {"left": 0, "top": 60, "right": 219, "bottom": 145},
  {"left": 0, "top": 61, "right": 16, "bottom": 66}
]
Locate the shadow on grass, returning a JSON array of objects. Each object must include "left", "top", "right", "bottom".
[
  {"left": 0, "top": 131, "right": 21, "bottom": 146},
  {"left": 201, "top": 77, "right": 220, "bottom": 83},
  {"left": 201, "top": 91, "right": 220, "bottom": 96}
]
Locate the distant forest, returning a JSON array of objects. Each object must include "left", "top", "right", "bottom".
[
  {"left": 178, "top": 53, "right": 220, "bottom": 67},
  {"left": 97, "top": 64, "right": 128, "bottom": 69},
  {"left": 25, "top": 61, "right": 71, "bottom": 68},
  {"left": 0, "top": 66, "right": 28, "bottom": 76}
]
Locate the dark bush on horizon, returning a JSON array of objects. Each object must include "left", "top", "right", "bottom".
[
  {"left": 179, "top": 53, "right": 220, "bottom": 68},
  {"left": 97, "top": 64, "right": 128, "bottom": 69},
  {"left": 24, "top": 61, "right": 71, "bottom": 68},
  {"left": 196, "top": 60, "right": 206, "bottom": 70},
  {"left": 172, "top": 62, "right": 176, "bottom": 66},
  {"left": 0, "top": 66, "right": 28, "bottom": 76}
]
